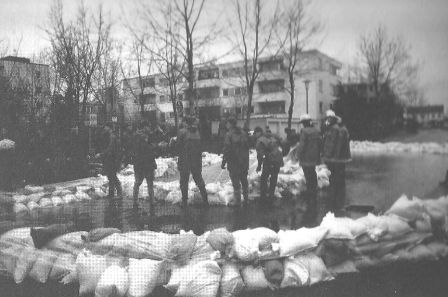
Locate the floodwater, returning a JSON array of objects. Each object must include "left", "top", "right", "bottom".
[{"left": 2, "top": 152, "right": 448, "bottom": 235}]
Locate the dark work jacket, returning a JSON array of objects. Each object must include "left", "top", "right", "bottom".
[
  {"left": 177, "top": 125, "right": 202, "bottom": 172},
  {"left": 223, "top": 127, "right": 250, "bottom": 172},
  {"left": 322, "top": 124, "right": 352, "bottom": 163},
  {"left": 101, "top": 132, "right": 122, "bottom": 173},
  {"left": 297, "top": 126, "right": 322, "bottom": 167},
  {"left": 133, "top": 129, "right": 157, "bottom": 172},
  {"left": 256, "top": 133, "right": 284, "bottom": 169}
]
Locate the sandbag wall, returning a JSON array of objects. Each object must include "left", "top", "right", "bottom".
[{"left": 1, "top": 194, "right": 448, "bottom": 297}]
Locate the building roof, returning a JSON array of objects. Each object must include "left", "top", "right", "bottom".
[
  {"left": 0, "top": 56, "right": 31, "bottom": 64},
  {"left": 406, "top": 105, "right": 444, "bottom": 114}
]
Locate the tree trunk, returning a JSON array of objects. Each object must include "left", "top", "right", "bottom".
[
  {"left": 245, "top": 90, "right": 253, "bottom": 128},
  {"left": 287, "top": 72, "right": 295, "bottom": 130}
]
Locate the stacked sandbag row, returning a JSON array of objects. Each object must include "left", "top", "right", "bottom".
[
  {"left": 12, "top": 184, "right": 108, "bottom": 215},
  {"left": 351, "top": 141, "right": 448, "bottom": 155}
]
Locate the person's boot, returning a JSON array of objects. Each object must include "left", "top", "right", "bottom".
[
  {"left": 242, "top": 190, "right": 249, "bottom": 208},
  {"left": 233, "top": 190, "right": 242, "bottom": 208},
  {"left": 200, "top": 187, "right": 209, "bottom": 208}
]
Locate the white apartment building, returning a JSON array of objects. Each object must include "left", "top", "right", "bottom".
[{"left": 121, "top": 50, "right": 341, "bottom": 136}]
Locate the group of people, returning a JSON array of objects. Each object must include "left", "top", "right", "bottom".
[{"left": 97, "top": 109, "right": 351, "bottom": 215}]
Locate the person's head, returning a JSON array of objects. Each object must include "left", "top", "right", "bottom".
[
  {"left": 299, "top": 114, "right": 312, "bottom": 127},
  {"left": 226, "top": 117, "right": 237, "bottom": 130},
  {"left": 325, "top": 110, "right": 338, "bottom": 126},
  {"left": 254, "top": 126, "right": 263, "bottom": 138}
]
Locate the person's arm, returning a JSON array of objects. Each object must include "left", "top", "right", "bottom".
[
  {"left": 255, "top": 140, "right": 265, "bottom": 172},
  {"left": 222, "top": 133, "right": 231, "bottom": 168},
  {"left": 297, "top": 130, "right": 307, "bottom": 161}
]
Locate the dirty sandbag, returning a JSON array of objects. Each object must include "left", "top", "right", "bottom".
[
  {"left": 49, "top": 252, "right": 76, "bottom": 280},
  {"left": 191, "top": 231, "right": 216, "bottom": 262},
  {"left": 281, "top": 258, "right": 309, "bottom": 288},
  {"left": 82, "top": 228, "right": 121, "bottom": 243},
  {"left": 167, "top": 232, "right": 197, "bottom": 265},
  {"left": 294, "top": 253, "right": 334, "bottom": 286},
  {"left": 206, "top": 228, "right": 234, "bottom": 254},
  {"left": 46, "top": 231, "right": 88, "bottom": 255},
  {"left": 262, "top": 259, "right": 284, "bottom": 287},
  {"left": 175, "top": 260, "right": 222, "bottom": 297},
  {"left": 241, "top": 265, "right": 273, "bottom": 291},
  {"left": 385, "top": 194, "right": 426, "bottom": 222},
  {"left": 231, "top": 229, "right": 260, "bottom": 262},
  {"left": 13, "top": 246, "right": 38, "bottom": 283},
  {"left": 250, "top": 227, "right": 278, "bottom": 251},
  {"left": 76, "top": 251, "right": 110, "bottom": 296},
  {"left": 220, "top": 261, "right": 244, "bottom": 297},
  {"left": 28, "top": 248, "right": 58, "bottom": 283}
]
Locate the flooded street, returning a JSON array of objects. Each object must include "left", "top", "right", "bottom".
[{"left": 2, "top": 153, "right": 448, "bottom": 235}]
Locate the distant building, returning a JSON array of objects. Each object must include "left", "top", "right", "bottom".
[
  {"left": 120, "top": 49, "right": 342, "bottom": 137},
  {"left": 0, "top": 56, "right": 51, "bottom": 117},
  {"left": 404, "top": 105, "right": 445, "bottom": 127}
]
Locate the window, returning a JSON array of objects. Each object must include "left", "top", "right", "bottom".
[
  {"left": 159, "top": 95, "right": 166, "bottom": 102},
  {"left": 35, "top": 70, "right": 41, "bottom": 78},
  {"left": 331, "top": 84, "right": 338, "bottom": 96},
  {"left": 196, "top": 86, "right": 220, "bottom": 99},
  {"left": 330, "top": 64, "right": 338, "bottom": 76},
  {"left": 259, "top": 80, "right": 284, "bottom": 93},
  {"left": 198, "top": 68, "right": 219, "bottom": 80},
  {"left": 318, "top": 80, "right": 323, "bottom": 93},
  {"left": 0, "top": 65, "right": 4, "bottom": 75},
  {"left": 259, "top": 60, "right": 282, "bottom": 72},
  {"left": 318, "top": 58, "right": 323, "bottom": 70},
  {"left": 142, "top": 77, "right": 155, "bottom": 88},
  {"left": 319, "top": 102, "right": 323, "bottom": 114},
  {"left": 140, "top": 93, "right": 156, "bottom": 104},
  {"left": 159, "top": 78, "right": 169, "bottom": 87},
  {"left": 223, "top": 89, "right": 229, "bottom": 96}
]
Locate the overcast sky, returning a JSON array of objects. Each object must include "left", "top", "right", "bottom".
[{"left": 0, "top": 0, "right": 447, "bottom": 108}]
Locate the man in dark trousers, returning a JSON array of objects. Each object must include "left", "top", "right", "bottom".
[
  {"left": 297, "top": 114, "right": 321, "bottom": 193},
  {"left": 322, "top": 110, "right": 352, "bottom": 214},
  {"left": 222, "top": 118, "right": 250, "bottom": 207},
  {"left": 132, "top": 121, "right": 157, "bottom": 210},
  {"left": 177, "top": 116, "right": 208, "bottom": 207},
  {"left": 255, "top": 126, "right": 284, "bottom": 207},
  {"left": 97, "top": 123, "right": 122, "bottom": 199}
]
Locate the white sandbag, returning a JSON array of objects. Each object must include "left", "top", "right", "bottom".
[
  {"left": 0, "top": 245, "right": 24, "bottom": 275},
  {"left": 0, "top": 227, "right": 34, "bottom": 246},
  {"left": 13, "top": 247, "right": 38, "bottom": 283},
  {"left": 27, "top": 201, "right": 40, "bottom": 211},
  {"left": 76, "top": 251, "right": 109, "bottom": 296},
  {"left": 321, "top": 213, "right": 355, "bottom": 240},
  {"left": 95, "top": 265, "right": 129, "bottom": 297},
  {"left": 220, "top": 261, "right": 245, "bottom": 297},
  {"left": 191, "top": 232, "right": 216, "bottom": 262},
  {"left": 250, "top": 227, "right": 279, "bottom": 250},
  {"left": 13, "top": 195, "right": 28, "bottom": 204},
  {"left": 63, "top": 194, "right": 78, "bottom": 204},
  {"left": 53, "top": 189, "right": 73, "bottom": 196},
  {"left": 206, "top": 228, "right": 234, "bottom": 255},
  {"left": 51, "top": 196, "right": 64, "bottom": 207},
  {"left": 231, "top": 230, "right": 260, "bottom": 262},
  {"left": 415, "top": 213, "right": 432, "bottom": 233},
  {"left": 241, "top": 265, "right": 272, "bottom": 291},
  {"left": 166, "top": 190, "right": 183, "bottom": 204},
  {"left": 385, "top": 195, "right": 426, "bottom": 222},
  {"left": 356, "top": 213, "right": 389, "bottom": 241},
  {"left": 94, "top": 188, "right": 108, "bottom": 198},
  {"left": 128, "top": 258, "right": 164, "bottom": 297},
  {"left": 176, "top": 260, "right": 222, "bottom": 297},
  {"left": 206, "top": 182, "right": 223, "bottom": 195},
  {"left": 14, "top": 203, "right": 28, "bottom": 213},
  {"left": 76, "top": 192, "right": 91, "bottom": 201},
  {"left": 408, "top": 244, "right": 438, "bottom": 262},
  {"left": 380, "top": 215, "right": 412, "bottom": 239},
  {"left": 77, "top": 185, "right": 93, "bottom": 193},
  {"left": 168, "top": 233, "right": 198, "bottom": 265},
  {"left": 49, "top": 253, "right": 76, "bottom": 280},
  {"left": 165, "top": 264, "right": 192, "bottom": 293},
  {"left": 25, "top": 185, "right": 45, "bottom": 193},
  {"left": 46, "top": 231, "right": 88, "bottom": 255},
  {"left": 281, "top": 258, "right": 310, "bottom": 288},
  {"left": 276, "top": 227, "right": 328, "bottom": 257},
  {"left": 295, "top": 253, "right": 334, "bottom": 286},
  {"left": 27, "top": 192, "right": 46, "bottom": 203},
  {"left": 426, "top": 242, "right": 448, "bottom": 259},
  {"left": 28, "top": 249, "right": 58, "bottom": 283},
  {"left": 39, "top": 198, "right": 53, "bottom": 208}
]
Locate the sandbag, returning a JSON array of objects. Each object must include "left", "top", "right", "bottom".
[
  {"left": 39, "top": 198, "right": 53, "bottom": 208},
  {"left": 321, "top": 213, "right": 355, "bottom": 239},
  {"left": 276, "top": 226, "right": 328, "bottom": 257},
  {"left": 45, "top": 231, "right": 88, "bottom": 254},
  {"left": 128, "top": 258, "right": 164, "bottom": 297},
  {"left": 206, "top": 228, "right": 234, "bottom": 254},
  {"left": 294, "top": 253, "right": 334, "bottom": 286},
  {"left": 356, "top": 213, "right": 389, "bottom": 241},
  {"left": 385, "top": 195, "right": 426, "bottom": 222},
  {"left": 76, "top": 192, "right": 91, "bottom": 201},
  {"left": 241, "top": 265, "right": 272, "bottom": 291},
  {"left": 191, "top": 232, "right": 216, "bottom": 262},
  {"left": 426, "top": 242, "right": 448, "bottom": 259},
  {"left": 250, "top": 227, "right": 278, "bottom": 250},
  {"left": 27, "top": 201, "right": 40, "bottom": 211},
  {"left": 220, "top": 261, "right": 244, "bottom": 297},
  {"left": 13, "top": 247, "right": 38, "bottom": 283},
  {"left": 30, "top": 224, "right": 70, "bottom": 249},
  {"left": 231, "top": 230, "right": 260, "bottom": 262},
  {"left": 262, "top": 259, "right": 284, "bottom": 286},
  {"left": 82, "top": 228, "right": 121, "bottom": 243},
  {"left": 281, "top": 258, "right": 309, "bottom": 288},
  {"left": 51, "top": 196, "right": 64, "bottom": 206},
  {"left": 0, "top": 227, "right": 34, "bottom": 247},
  {"left": 28, "top": 249, "right": 58, "bottom": 283},
  {"left": 168, "top": 232, "right": 198, "bottom": 265},
  {"left": 95, "top": 265, "right": 129, "bottom": 297},
  {"left": 24, "top": 185, "right": 45, "bottom": 193},
  {"left": 0, "top": 245, "right": 24, "bottom": 275},
  {"left": 318, "top": 239, "right": 356, "bottom": 267},
  {"left": 380, "top": 215, "right": 413, "bottom": 239},
  {"left": 328, "top": 260, "right": 358, "bottom": 276},
  {"left": 76, "top": 251, "right": 110, "bottom": 296},
  {"left": 49, "top": 252, "right": 76, "bottom": 280},
  {"left": 63, "top": 194, "right": 78, "bottom": 204},
  {"left": 407, "top": 244, "right": 438, "bottom": 262},
  {"left": 175, "top": 260, "right": 222, "bottom": 297},
  {"left": 14, "top": 203, "right": 28, "bottom": 213}
]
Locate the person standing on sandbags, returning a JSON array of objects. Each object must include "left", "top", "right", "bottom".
[
  {"left": 177, "top": 116, "right": 208, "bottom": 208},
  {"left": 97, "top": 122, "right": 122, "bottom": 199},
  {"left": 255, "top": 126, "right": 284, "bottom": 207},
  {"left": 322, "top": 110, "right": 352, "bottom": 214},
  {"left": 297, "top": 114, "right": 322, "bottom": 194},
  {"left": 221, "top": 118, "right": 250, "bottom": 207},
  {"left": 132, "top": 121, "right": 158, "bottom": 211}
]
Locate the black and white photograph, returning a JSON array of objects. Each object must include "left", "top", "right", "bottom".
[{"left": 1, "top": 0, "right": 448, "bottom": 296}]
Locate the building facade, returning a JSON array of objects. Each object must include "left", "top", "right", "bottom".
[
  {"left": 120, "top": 50, "right": 341, "bottom": 137},
  {"left": 404, "top": 105, "right": 445, "bottom": 127}
]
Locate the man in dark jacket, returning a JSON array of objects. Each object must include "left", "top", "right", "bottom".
[
  {"left": 177, "top": 116, "right": 208, "bottom": 207},
  {"left": 132, "top": 121, "right": 158, "bottom": 210},
  {"left": 97, "top": 123, "right": 122, "bottom": 199},
  {"left": 222, "top": 118, "right": 250, "bottom": 207},
  {"left": 255, "top": 127, "right": 284, "bottom": 206},
  {"left": 322, "top": 110, "right": 352, "bottom": 213},
  {"left": 297, "top": 114, "right": 321, "bottom": 193}
]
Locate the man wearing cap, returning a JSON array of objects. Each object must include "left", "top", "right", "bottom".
[
  {"left": 97, "top": 123, "right": 122, "bottom": 199},
  {"left": 322, "top": 110, "right": 352, "bottom": 213},
  {"left": 222, "top": 118, "right": 250, "bottom": 207},
  {"left": 177, "top": 116, "right": 208, "bottom": 207},
  {"left": 255, "top": 126, "right": 284, "bottom": 206},
  {"left": 297, "top": 114, "right": 321, "bottom": 193}
]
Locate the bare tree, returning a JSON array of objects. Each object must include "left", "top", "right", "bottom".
[
  {"left": 359, "top": 25, "right": 420, "bottom": 101},
  {"left": 280, "top": 0, "right": 322, "bottom": 129},
  {"left": 232, "top": 0, "right": 281, "bottom": 127}
]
